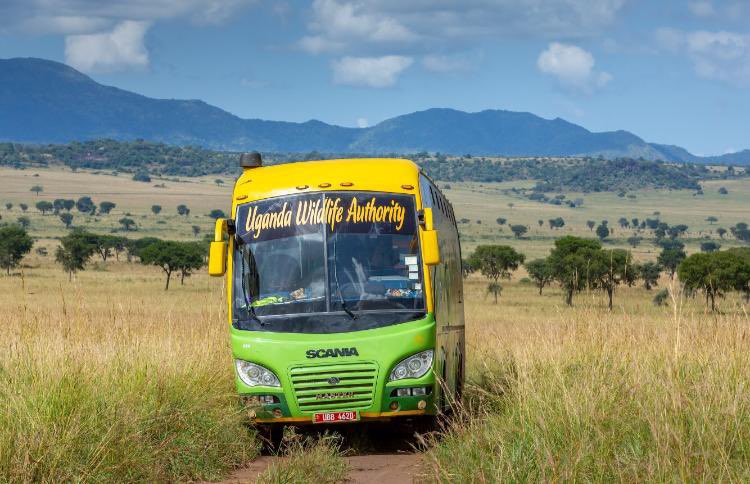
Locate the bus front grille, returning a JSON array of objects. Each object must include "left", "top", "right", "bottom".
[{"left": 289, "top": 362, "right": 379, "bottom": 413}]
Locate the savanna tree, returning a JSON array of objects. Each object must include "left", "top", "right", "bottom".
[
  {"left": 55, "top": 229, "right": 96, "bottom": 280},
  {"left": 469, "top": 245, "right": 525, "bottom": 303},
  {"left": 638, "top": 262, "right": 661, "bottom": 290},
  {"left": 547, "top": 236, "right": 602, "bottom": 306},
  {"left": 0, "top": 224, "right": 33, "bottom": 275},
  {"left": 525, "top": 258, "right": 554, "bottom": 295},
  {"left": 678, "top": 251, "right": 750, "bottom": 311}
]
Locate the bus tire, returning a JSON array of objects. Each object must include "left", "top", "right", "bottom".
[{"left": 257, "top": 424, "right": 284, "bottom": 454}]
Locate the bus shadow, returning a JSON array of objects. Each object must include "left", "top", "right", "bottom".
[{"left": 263, "top": 420, "right": 436, "bottom": 456}]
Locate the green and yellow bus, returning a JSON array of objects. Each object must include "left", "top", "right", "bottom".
[{"left": 209, "top": 154, "right": 464, "bottom": 430}]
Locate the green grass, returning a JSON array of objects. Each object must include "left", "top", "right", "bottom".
[
  {"left": 0, "top": 256, "right": 259, "bottom": 482},
  {"left": 257, "top": 432, "right": 349, "bottom": 484},
  {"left": 0, "top": 358, "right": 257, "bottom": 482}
]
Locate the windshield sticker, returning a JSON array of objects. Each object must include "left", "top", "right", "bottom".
[
  {"left": 237, "top": 193, "right": 415, "bottom": 242},
  {"left": 404, "top": 256, "right": 417, "bottom": 265}
]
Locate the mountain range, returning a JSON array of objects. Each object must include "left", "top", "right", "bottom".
[{"left": 1, "top": 57, "right": 748, "bottom": 165}]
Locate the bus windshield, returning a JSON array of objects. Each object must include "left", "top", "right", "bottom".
[{"left": 232, "top": 192, "right": 425, "bottom": 333}]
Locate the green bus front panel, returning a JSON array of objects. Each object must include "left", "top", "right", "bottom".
[{"left": 231, "top": 315, "right": 437, "bottom": 421}]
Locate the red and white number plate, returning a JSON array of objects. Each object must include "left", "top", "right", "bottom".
[{"left": 313, "top": 411, "right": 359, "bottom": 423}]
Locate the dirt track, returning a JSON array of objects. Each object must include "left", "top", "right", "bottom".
[
  {"left": 219, "top": 422, "right": 427, "bottom": 483},
  {"left": 222, "top": 453, "right": 421, "bottom": 483}
]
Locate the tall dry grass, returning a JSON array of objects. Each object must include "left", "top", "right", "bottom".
[
  {"left": 423, "top": 278, "right": 750, "bottom": 482},
  {"left": 4, "top": 251, "right": 750, "bottom": 482},
  {"left": 0, "top": 256, "right": 257, "bottom": 482}
]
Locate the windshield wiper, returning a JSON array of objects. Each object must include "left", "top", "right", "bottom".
[
  {"left": 332, "top": 232, "right": 357, "bottom": 320},
  {"left": 239, "top": 243, "right": 267, "bottom": 326}
]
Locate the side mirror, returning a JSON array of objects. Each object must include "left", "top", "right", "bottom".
[
  {"left": 421, "top": 208, "right": 440, "bottom": 266},
  {"left": 209, "top": 218, "right": 229, "bottom": 276}
]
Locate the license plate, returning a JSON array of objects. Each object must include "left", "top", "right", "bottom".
[{"left": 313, "top": 411, "right": 359, "bottom": 423}]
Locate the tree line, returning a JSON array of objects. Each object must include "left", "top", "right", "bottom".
[
  {"left": 0, "top": 223, "right": 207, "bottom": 290},
  {"left": 464, "top": 237, "right": 750, "bottom": 311},
  {"left": 3, "top": 140, "right": 747, "bottom": 194}
]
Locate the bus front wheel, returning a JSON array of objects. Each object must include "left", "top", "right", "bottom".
[{"left": 257, "top": 424, "right": 284, "bottom": 454}]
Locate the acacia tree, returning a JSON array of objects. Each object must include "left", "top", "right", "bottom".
[
  {"left": 93, "top": 235, "right": 127, "bottom": 262},
  {"left": 76, "top": 196, "right": 95, "bottom": 213},
  {"left": 151, "top": 205, "right": 162, "bottom": 215},
  {"left": 525, "top": 258, "right": 554, "bottom": 295},
  {"left": 728, "top": 248, "right": 750, "bottom": 301},
  {"left": 592, "top": 249, "right": 636, "bottom": 310},
  {"left": 0, "top": 224, "right": 33, "bottom": 275},
  {"left": 658, "top": 247, "right": 686, "bottom": 278},
  {"left": 53, "top": 199, "right": 66, "bottom": 213},
  {"left": 547, "top": 236, "right": 602, "bottom": 306},
  {"left": 59, "top": 212, "right": 74, "bottom": 228},
  {"left": 510, "top": 224, "right": 527, "bottom": 238},
  {"left": 678, "top": 251, "right": 750, "bottom": 311},
  {"left": 469, "top": 245, "right": 525, "bottom": 303},
  {"left": 209, "top": 209, "right": 226, "bottom": 219},
  {"left": 36, "top": 201, "right": 53, "bottom": 215},
  {"left": 461, "top": 258, "right": 475, "bottom": 279},
  {"left": 119, "top": 217, "right": 136, "bottom": 231},
  {"left": 596, "top": 223, "right": 610, "bottom": 241},
  {"left": 55, "top": 229, "right": 95, "bottom": 280},
  {"left": 140, "top": 240, "right": 205, "bottom": 290},
  {"left": 99, "top": 201, "right": 117, "bottom": 214},
  {"left": 30, "top": 185, "right": 43, "bottom": 196},
  {"left": 638, "top": 262, "right": 661, "bottom": 290}
]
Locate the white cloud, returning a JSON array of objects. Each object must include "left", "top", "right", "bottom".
[
  {"left": 300, "top": 0, "right": 416, "bottom": 54},
  {"left": 656, "top": 28, "right": 750, "bottom": 86},
  {"left": 65, "top": 21, "right": 150, "bottom": 73},
  {"left": 688, "top": 1, "right": 716, "bottom": 17},
  {"left": 300, "top": 0, "right": 627, "bottom": 55},
  {"left": 0, "top": 0, "right": 259, "bottom": 71},
  {"left": 356, "top": 117, "right": 369, "bottom": 128},
  {"left": 537, "top": 42, "right": 612, "bottom": 92},
  {"left": 332, "top": 55, "right": 413, "bottom": 88}
]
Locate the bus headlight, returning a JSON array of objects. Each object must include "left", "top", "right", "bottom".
[
  {"left": 389, "top": 350, "right": 433, "bottom": 381},
  {"left": 235, "top": 360, "right": 281, "bottom": 388}
]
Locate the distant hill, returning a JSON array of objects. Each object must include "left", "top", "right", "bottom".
[{"left": 1, "top": 57, "right": 748, "bottom": 164}]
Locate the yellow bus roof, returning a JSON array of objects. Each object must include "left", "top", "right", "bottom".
[{"left": 232, "top": 158, "right": 421, "bottom": 204}]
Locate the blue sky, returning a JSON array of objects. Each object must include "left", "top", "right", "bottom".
[{"left": 1, "top": 0, "right": 749, "bottom": 155}]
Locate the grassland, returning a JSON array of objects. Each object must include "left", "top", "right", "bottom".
[
  {"left": 2, "top": 165, "right": 750, "bottom": 482},
  {"left": 422, "top": 278, "right": 750, "bottom": 481},
  {"left": 2, "top": 165, "right": 748, "bottom": 260},
  {"left": 2, "top": 247, "right": 749, "bottom": 481}
]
